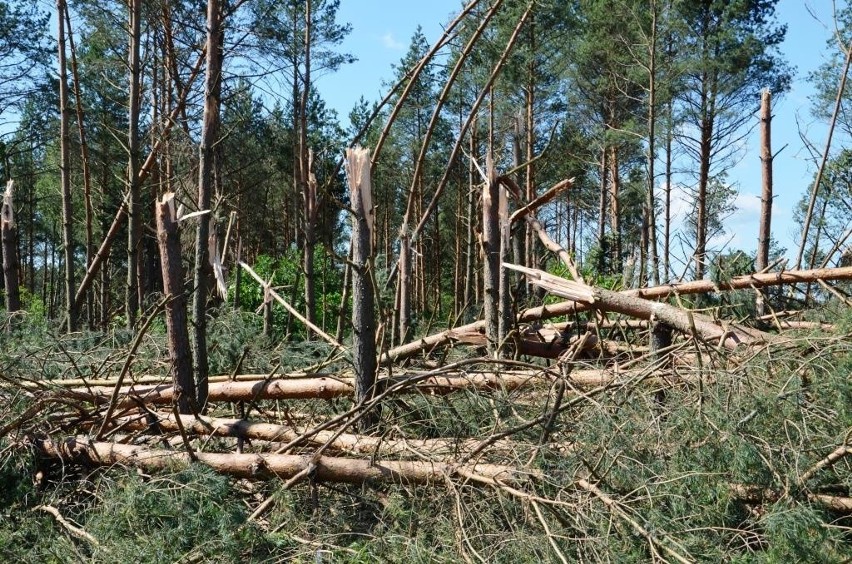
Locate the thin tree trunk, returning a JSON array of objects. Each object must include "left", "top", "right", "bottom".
[
  {"left": 301, "top": 0, "right": 316, "bottom": 331},
  {"left": 2, "top": 181, "right": 20, "bottom": 314},
  {"left": 346, "top": 147, "right": 378, "bottom": 430},
  {"left": 664, "top": 99, "right": 673, "bottom": 282},
  {"left": 756, "top": 89, "right": 773, "bottom": 316},
  {"left": 193, "top": 0, "right": 223, "bottom": 410},
  {"left": 57, "top": 0, "right": 75, "bottom": 332},
  {"left": 156, "top": 193, "right": 195, "bottom": 413},
  {"left": 126, "top": 0, "right": 142, "bottom": 328},
  {"left": 63, "top": 4, "right": 94, "bottom": 325},
  {"left": 609, "top": 145, "right": 622, "bottom": 274},
  {"left": 482, "top": 153, "right": 500, "bottom": 355},
  {"left": 646, "top": 0, "right": 660, "bottom": 286}
]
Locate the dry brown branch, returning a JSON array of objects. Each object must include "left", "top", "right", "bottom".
[
  {"left": 35, "top": 504, "right": 100, "bottom": 547},
  {"left": 35, "top": 437, "right": 528, "bottom": 485},
  {"left": 239, "top": 261, "right": 345, "bottom": 351}
]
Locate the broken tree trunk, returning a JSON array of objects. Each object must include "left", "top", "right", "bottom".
[
  {"left": 35, "top": 437, "right": 526, "bottom": 485},
  {"left": 757, "top": 89, "right": 773, "bottom": 317},
  {"left": 155, "top": 193, "right": 195, "bottom": 413},
  {"left": 346, "top": 146, "right": 378, "bottom": 430},
  {"left": 2, "top": 181, "right": 20, "bottom": 314},
  {"left": 506, "top": 263, "right": 767, "bottom": 350}
]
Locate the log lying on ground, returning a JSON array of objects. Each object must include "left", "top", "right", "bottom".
[
  {"left": 113, "top": 412, "right": 524, "bottom": 459},
  {"left": 67, "top": 369, "right": 641, "bottom": 407},
  {"left": 730, "top": 483, "right": 852, "bottom": 513},
  {"left": 35, "top": 437, "right": 528, "bottom": 485},
  {"left": 506, "top": 263, "right": 770, "bottom": 350},
  {"left": 384, "top": 265, "right": 852, "bottom": 362}
]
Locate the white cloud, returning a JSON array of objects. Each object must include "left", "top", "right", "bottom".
[{"left": 381, "top": 32, "right": 404, "bottom": 51}]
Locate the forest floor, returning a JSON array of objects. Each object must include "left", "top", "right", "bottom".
[{"left": 1, "top": 300, "right": 851, "bottom": 562}]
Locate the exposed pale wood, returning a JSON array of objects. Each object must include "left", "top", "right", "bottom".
[
  {"left": 507, "top": 263, "right": 768, "bottom": 350},
  {"left": 70, "top": 369, "right": 652, "bottom": 408},
  {"left": 2, "top": 181, "right": 20, "bottom": 313},
  {"left": 114, "top": 412, "right": 523, "bottom": 459},
  {"left": 36, "top": 437, "right": 526, "bottom": 485},
  {"left": 346, "top": 146, "right": 378, "bottom": 429},
  {"left": 383, "top": 265, "right": 852, "bottom": 362}
]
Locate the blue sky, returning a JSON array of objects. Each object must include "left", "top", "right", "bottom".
[{"left": 315, "top": 0, "right": 842, "bottom": 268}]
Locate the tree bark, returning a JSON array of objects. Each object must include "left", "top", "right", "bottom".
[
  {"left": 155, "top": 193, "right": 195, "bottom": 413},
  {"left": 126, "top": 0, "right": 143, "bottom": 328},
  {"left": 193, "top": 0, "right": 223, "bottom": 410},
  {"left": 482, "top": 154, "right": 500, "bottom": 355},
  {"left": 57, "top": 0, "right": 76, "bottom": 332},
  {"left": 36, "top": 437, "right": 522, "bottom": 485},
  {"left": 1, "top": 181, "right": 20, "bottom": 313},
  {"left": 346, "top": 147, "right": 378, "bottom": 430}
]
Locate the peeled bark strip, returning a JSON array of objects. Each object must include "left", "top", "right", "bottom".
[
  {"left": 156, "top": 193, "right": 195, "bottom": 413},
  {"left": 2, "top": 181, "right": 20, "bottom": 313},
  {"left": 36, "top": 437, "right": 524, "bottom": 485},
  {"left": 345, "top": 147, "right": 378, "bottom": 429}
]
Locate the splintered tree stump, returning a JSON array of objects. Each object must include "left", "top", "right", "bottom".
[
  {"left": 156, "top": 192, "right": 195, "bottom": 413},
  {"left": 346, "top": 146, "right": 378, "bottom": 430}
]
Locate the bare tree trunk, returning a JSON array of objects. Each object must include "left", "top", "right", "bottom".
[
  {"left": 463, "top": 118, "right": 477, "bottom": 323},
  {"left": 609, "top": 145, "right": 622, "bottom": 274},
  {"left": 646, "top": 0, "right": 660, "bottom": 286},
  {"left": 193, "top": 0, "right": 223, "bottom": 410},
  {"left": 126, "top": 0, "right": 142, "bottom": 328},
  {"left": 756, "top": 89, "right": 773, "bottom": 315},
  {"left": 63, "top": 4, "right": 94, "bottom": 326},
  {"left": 346, "top": 147, "right": 378, "bottom": 430},
  {"left": 57, "top": 0, "right": 76, "bottom": 332},
  {"left": 694, "top": 108, "right": 712, "bottom": 280},
  {"left": 598, "top": 146, "right": 608, "bottom": 254},
  {"left": 2, "top": 181, "right": 20, "bottom": 314},
  {"left": 482, "top": 154, "right": 500, "bottom": 355},
  {"left": 156, "top": 193, "right": 195, "bottom": 413},
  {"left": 398, "top": 234, "right": 411, "bottom": 344},
  {"left": 497, "top": 178, "right": 512, "bottom": 356},
  {"left": 301, "top": 0, "right": 316, "bottom": 331},
  {"left": 664, "top": 99, "right": 673, "bottom": 283}
]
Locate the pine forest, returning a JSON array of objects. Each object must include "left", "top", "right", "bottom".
[{"left": 1, "top": 0, "right": 852, "bottom": 561}]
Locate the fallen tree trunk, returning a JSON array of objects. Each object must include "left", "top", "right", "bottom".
[
  {"left": 506, "top": 263, "right": 770, "bottom": 350},
  {"left": 34, "top": 437, "right": 527, "bottom": 485},
  {"left": 384, "top": 265, "right": 852, "bottom": 362},
  {"left": 113, "top": 412, "right": 523, "bottom": 459},
  {"left": 67, "top": 369, "right": 638, "bottom": 407}
]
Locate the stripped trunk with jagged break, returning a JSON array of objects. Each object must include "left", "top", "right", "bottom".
[
  {"left": 346, "top": 147, "right": 378, "bottom": 430},
  {"left": 2, "top": 181, "right": 20, "bottom": 314},
  {"left": 156, "top": 193, "right": 195, "bottom": 413}
]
